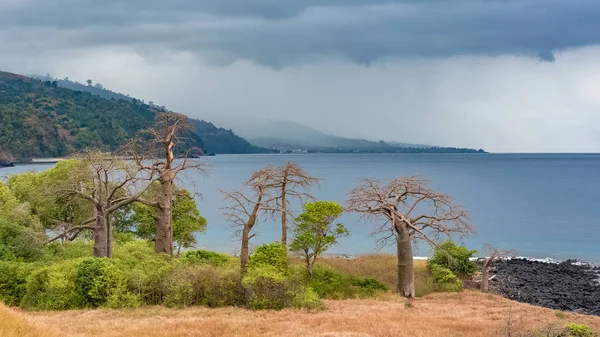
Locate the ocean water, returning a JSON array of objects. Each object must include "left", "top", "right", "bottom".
[{"left": 3, "top": 153, "right": 600, "bottom": 261}]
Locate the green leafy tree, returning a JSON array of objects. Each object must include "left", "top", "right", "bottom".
[
  {"left": 290, "top": 201, "right": 348, "bottom": 277},
  {"left": 0, "top": 182, "right": 45, "bottom": 261},
  {"left": 8, "top": 159, "right": 93, "bottom": 240},
  {"left": 121, "top": 189, "right": 207, "bottom": 255}
]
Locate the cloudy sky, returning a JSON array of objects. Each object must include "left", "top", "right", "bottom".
[{"left": 2, "top": 0, "right": 600, "bottom": 152}]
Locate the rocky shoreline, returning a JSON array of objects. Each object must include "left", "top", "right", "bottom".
[{"left": 489, "top": 258, "right": 600, "bottom": 315}]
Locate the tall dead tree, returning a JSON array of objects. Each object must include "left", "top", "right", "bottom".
[
  {"left": 128, "top": 112, "right": 206, "bottom": 257},
  {"left": 221, "top": 167, "right": 278, "bottom": 274},
  {"left": 53, "top": 150, "right": 157, "bottom": 257},
  {"left": 269, "top": 162, "right": 320, "bottom": 246},
  {"left": 480, "top": 244, "right": 517, "bottom": 292},
  {"left": 346, "top": 176, "right": 472, "bottom": 297}
]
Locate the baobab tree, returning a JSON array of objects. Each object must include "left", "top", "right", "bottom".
[
  {"left": 128, "top": 112, "right": 206, "bottom": 257},
  {"left": 270, "top": 162, "right": 320, "bottom": 246},
  {"left": 53, "top": 150, "right": 157, "bottom": 257},
  {"left": 480, "top": 244, "right": 518, "bottom": 292},
  {"left": 221, "top": 167, "right": 278, "bottom": 274},
  {"left": 346, "top": 176, "right": 473, "bottom": 297}
]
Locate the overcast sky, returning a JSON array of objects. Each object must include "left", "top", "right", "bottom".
[{"left": 2, "top": 0, "right": 600, "bottom": 152}]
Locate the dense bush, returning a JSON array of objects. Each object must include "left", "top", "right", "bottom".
[
  {"left": 242, "top": 265, "right": 290, "bottom": 310},
  {"left": 75, "top": 258, "right": 139, "bottom": 308},
  {"left": 21, "top": 260, "right": 81, "bottom": 310},
  {"left": 430, "top": 264, "right": 463, "bottom": 292},
  {"left": 564, "top": 323, "right": 597, "bottom": 337},
  {"left": 0, "top": 261, "right": 35, "bottom": 306},
  {"left": 249, "top": 242, "right": 288, "bottom": 273},
  {"left": 161, "top": 264, "right": 244, "bottom": 308},
  {"left": 429, "top": 240, "right": 478, "bottom": 277},
  {"left": 181, "top": 249, "right": 233, "bottom": 267},
  {"left": 308, "top": 266, "right": 387, "bottom": 299}
]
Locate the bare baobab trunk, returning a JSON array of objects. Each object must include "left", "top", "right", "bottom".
[
  {"left": 240, "top": 225, "right": 251, "bottom": 274},
  {"left": 481, "top": 259, "right": 491, "bottom": 292},
  {"left": 106, "top": 216, "right": 113, "bottom": 259},
  {"left": 280, "top": 179, "right": 287, "bottom": 245},
  {"left": 155, "top": 177, "right": 174, "bottom": 256},
  {"left": 93, "top": 205, "right": 109, "bottom": 258},
  {"left": 395, "top": 220, "right": 415, "bottom": 298}
]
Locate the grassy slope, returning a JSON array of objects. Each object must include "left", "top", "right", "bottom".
[
  {"left": 17, "top": 292, "right": 600, "bottom": 337},
  {"left": 5, "top": 256, "right": 600, "bottom": 336}
]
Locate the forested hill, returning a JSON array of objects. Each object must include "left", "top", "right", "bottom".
[
  {"left": 34, "top": 75, "right": 270, "bottom": 155},
  {"left": 0, "top": 72, "right": 269, "bottom": 162},
  {"left": 0, "top": 71, "right": 178, "bottom": 161}
]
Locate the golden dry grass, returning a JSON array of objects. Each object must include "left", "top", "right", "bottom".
[
  {"left": 17, "top": 291, "right": 600, "bottom": 337},
  {"left": 0, "top": 303, "right": 56, "bottom": 337},
  {"left": 319, "top": 255, "right": 435, "bottom": 296}
]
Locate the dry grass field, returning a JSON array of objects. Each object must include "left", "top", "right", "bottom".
[
  {"left": 8, "top": 291, "right": 600, "bottom": 337},
  {"left": 4, "top": 255, "right": 600, "bottom": 337}
]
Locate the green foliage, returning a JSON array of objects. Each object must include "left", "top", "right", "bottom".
[
  {"left": 42, "top": 241, "right": 93, "bottom": 262},
  {"left": 249, "top": 242, "right": 288, "bottom": 274},
  {"left": 564, "top": 324, "right": 597, "bottom": 337},
  {"left": 119, "top": 189, "right": 207, "bottom": 252},
  {"left": 430, "top": 264, "right": 464, "bottom": 292},
  {"left": 0, "top": 261, "right": 35, "bottom": 306},
  {"left": 308, "top": 265, "right": 387, "bottom": 299},
  {"left": 75, "top": 258, "right": 135, "bottom": 308},
  {"left": 291, "top": 286, "right": 323, "bottom": 310},
  {"left": 242, "top": 265, "right": 290, "bottom": 310},
  {"left": 21, "top": 260, "right": 81, "bottom": 310},
  {"left": 172, "top": 191, "right": 208, "bottom": 252},
  {"left": 161, "top": 264, "right": 244, "bottom": 308},
  {"left": 429, "top": 240, "right": 478, "bottom": 277},
  {"left": 181, "top": 250, "right": 233, "bottom": 267},
  {"left": 290, "top": 201, "right": 348, "bottom": 275}
]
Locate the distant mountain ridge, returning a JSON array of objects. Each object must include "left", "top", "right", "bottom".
[{"left": 210, "top": 119, "right": 485, "bottom": 154}]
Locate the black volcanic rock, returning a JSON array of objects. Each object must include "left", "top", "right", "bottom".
[{"left": 490, "top": 258, "right": 600, "bottom": 315}]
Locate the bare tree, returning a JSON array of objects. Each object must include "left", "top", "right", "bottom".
[
  {"left": 221, "top": 167, "right": 278, "bottom": 274},
  {"left": 127, "top": 112, "right": 207, "bottom": 257},
  {"left": 346, "top": 176, "right": 473, "bottom": 297},
  {"left": 52, "top": 150, "right": 157, "bottom": 257},
  {"left": 480, "top": 244, "right": 518, "bottom": 292},
  {"left": 267, "top": 162, "right": 320, "bottom": 246}
]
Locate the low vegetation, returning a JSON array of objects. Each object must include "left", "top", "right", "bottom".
[{"left": 7, "top": 292, "right": 599, "bottom": 337}]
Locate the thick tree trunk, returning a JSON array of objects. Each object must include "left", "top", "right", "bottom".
[
  {"left": 395, "top": 223, "right": 415, "bottom": 298},
  {"left": 155, "top": 178, "right": 174, "bottom": 257},
  {"left": 280, "top": 181, "right": 287, "bottom": 246},
  {"left": 240, "top": 226, "right": 251, "bottom": 275},
  {"left": 93, "top": 206, "right": 108, "bottom": 258},
  {"left": 481, "top": 260, "right": 490, "bottom": 292},
  {"left": 106, "top": 216, "right": 113, "bottom": 258}
]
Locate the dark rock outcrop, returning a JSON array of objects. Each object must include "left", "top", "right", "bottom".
[{"left": 490, "top": 258, "right": 600, "bottom": 315}]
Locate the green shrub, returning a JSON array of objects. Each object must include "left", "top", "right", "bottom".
[
  {"left": 42, "top": 241, "right": 93, "bottom": 262},
  {"left": 430, "top": 264, "right": 463, "bottom": 292},
  {"left": 75, "top": 258, "right": 136, "bottom": 308},
  {"left": 429, "top": 240, "right": 478, "bottom": 277},
  {"left": 291, "top": 286, "right": 323, "bottom": 310},
  {"left": 309, "top": 266, "right": 387, "bottom": 299},
  {"left": 242, "top": 265, "right": 289, "bottom": 310},
  {"left": 181, "top": 250, "right": 232, "bottom": 267},
  {"left": 249, "top": 242, "right": 288, "bottom": 273},
  {"left": 159, "top": 263, "right": 244, "bottom": 308},
  {"left": 21, "top": 260, "right": 80, "bottom": 310},
  {"left": 565, "top": 323, "right": 596, "bottom": 337},
  {"left": 0, "top": 261, "right": 36, "bottom": 306}
]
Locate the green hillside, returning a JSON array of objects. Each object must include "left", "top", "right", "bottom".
[{"left": 0, "top": 72, "right": 270, "bottom": 163}]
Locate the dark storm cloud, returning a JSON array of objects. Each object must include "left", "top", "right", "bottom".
[{"left": 1, "top": 0, "right": 599, "bottom": 65}]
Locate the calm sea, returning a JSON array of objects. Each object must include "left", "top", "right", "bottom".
[{"left": 3, "top": 154, "right": 600, "bottom": 261}]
